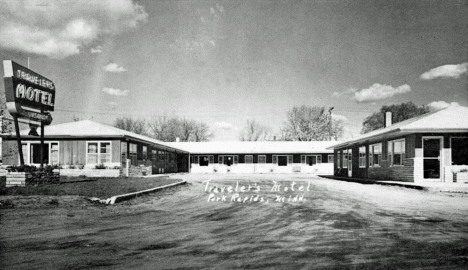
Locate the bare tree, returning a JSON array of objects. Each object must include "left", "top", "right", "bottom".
[
  {"left": 281, "top": 105, "right": 343, "bottom": 141},
  {"left": 147, "top": 115, "right": 212, "bottom": 142},
  {"left": 238, "top": 120, "right": 271, "bottom": 141},
  {"left": 191, "top": 121, "right": 213, "bottom": 142},
  {"left": 113, "top": 117, "right": 147, "bottom": 135}
]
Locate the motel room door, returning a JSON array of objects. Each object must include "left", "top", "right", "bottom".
[
  {"left": 423, "top": 137, "right": 442, "bottom": 181},
  {"left": 223, "top": 156, "right": 233, "bottom": 166}
]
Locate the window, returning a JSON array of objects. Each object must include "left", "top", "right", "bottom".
[
  {"left": 245, "top": 155, "right": 253, "bottom": 163},
  {"left": 359, "top": 146, "right": 366, "bottom": 168},
  {"left": 129, "top": 143, "right": 137, "bottom": 165},
  {"left": 301, "top": 155, "right": 322, "bottom": 166},
  {"left": 451, "top": 137, "right": 468, "bottom": 165},
  {"left": 388, "top": 139, "right": 405, "bottom": 166},
  {"left": 142, "top": 146, "right": 147, "bottom": 160},
  {"left": 337, "top": 151, "right": 341, "bottom": 168},
  {"left": 199, "top": 155, "right": 210, "bottom": 166},
  {"left": 159, "top": 151, "right": 165, "bottom": 161},
  {"left": 194, "top": 155, "right": 199, "bottom": 164},
  {"left": 20, "top": 143, "right": 28, "bottom": 164},
  {"left": 152, "top": 149, "right": 157, "bottom": 163},
  {"left": 218, "top": 155, "right": 223, "bottom": 164},
  {"left": 328, "top": 155, "right": 334, "bottom": 163},
  {"left": 87, "top": 142, "right": 98, "bottom": 164},
  {"left": 343, "top": 149, "right": 348, "bottom": 168},
  {"left": 278, "top": 156, "right": 288, "bottom": 166},
  {"left": 347, "top": 149, "right": 352, "bottom": 169},
  {"left": 369, "top": 144, "right": 382, "bottom": 167},
  {"left": 209, "top": 155, "right": 214, "bottom": 163},
  {"left": 50, "top": 143, "right": 59, "bottom": 164},
  {"left": 121, "top": 142, "right": 127, "bottom": 163},
  {"left": 258, "top": 155, "right": 266, "bottom": 164},
  {"left": 87, "top": 142, "right": 111, "bottom": 165}
]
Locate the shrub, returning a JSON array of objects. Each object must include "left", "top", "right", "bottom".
[
  {"left": 95, "top": 164, "right": 107, "bottom": 169},
  {"left": 7, "top": 165, "right": 37, "bottom": 173}
]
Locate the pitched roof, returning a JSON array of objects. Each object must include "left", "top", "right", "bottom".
[
  {"left": 329, "top": 105, "right": 468, "bottom": 149},
  {"left": 168, "top": 141, "right": 340, "bottom": 154},
  {"left": 7, "top": 120, "right": 188, "bottom": 153}
]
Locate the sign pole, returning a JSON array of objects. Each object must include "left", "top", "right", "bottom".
[
  {"left": 40, "top": 109, "right": 44, "bottom": 168},
  {"left": 13, "top": 115, "right": 24, "bottom": 166}
]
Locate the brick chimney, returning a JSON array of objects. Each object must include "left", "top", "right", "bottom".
[{"left": 385, "top": 112, "right": 392, "bottom": 127}]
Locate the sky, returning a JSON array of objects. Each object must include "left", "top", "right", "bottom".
[{"left": 0, "top": 0, "right": 467, "bottom": 141}]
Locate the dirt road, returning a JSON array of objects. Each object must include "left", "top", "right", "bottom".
[{"left": 1, "top": 174, "right": 468, "bottom": 269}]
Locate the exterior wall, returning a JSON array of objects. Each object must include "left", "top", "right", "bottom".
[
  {"left": 2, "top": 138, "right": 188, "bottom": 176},
  {"left": 413, "top": 133, "right": 468, "bottom": 183},
  {"left": 190, "top": 163, "right": 333, "bottom": 174},
  {"left": 189, "top": 153, "right": 334, "bottom": 174},
  {"left": 334, "top": 132, "right": 468, "bottom": 183},
  {"left": 2, "top": 140, "right": 18, "bottom": 165},
  {"left": 334, "top": 134, "right": 415, "bottom": 182}
]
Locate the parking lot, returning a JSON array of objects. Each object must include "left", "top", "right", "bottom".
[{"left": 1, "top": 174, "right": 468, "bottom": 269}]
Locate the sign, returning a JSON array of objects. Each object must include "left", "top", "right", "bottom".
[{"left": 3, "top": 60, "right": 56, "bottom": 117}]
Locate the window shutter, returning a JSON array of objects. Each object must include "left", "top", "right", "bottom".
[
  {"left": 194, "top": 156, "right": 199, "bottom": 164},
  {"left": 233, "top": 155, "right": 238, "bottom": 164},
  {"left": 273, "top": 155, "right": 277, "bottom": 164},
  {"left": 301, "top": 155, "right": 305, "bottom": 164},
  {"left": 288, "top": 155, "right": 293, "bottom": 164}
]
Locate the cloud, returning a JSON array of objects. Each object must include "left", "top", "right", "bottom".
[
  {"left": 421, "top": 63, "right": 468, "bottom": 80},
  {"left": 427, "top": 101, "right": 460, "bottom": 111},
  {"left": 331, "top": 114, "right": 348, "bottom": 122},
  {"left": 332, "top": 88, "right": 357, "bottom": 98},
  {"left": 0, "top": 0, "right": 147, "bottom": 59},
  {"left": 353, "top": 83, "right": 411, "bottom": 103},
  {"left": 213, "top": 121, "right": 236, "bottom": 130},
  {"left": 103, "top": 63, "right": 127, "bottom": 73},
  {"left": 107, "top": 101, "right": 117, "bottom": 106},
  {"left": 91, "top": 46, "right": 102, "bottom": 53},
  {"left": 102, "top": 87, "right": 129, "bottom": 96}
]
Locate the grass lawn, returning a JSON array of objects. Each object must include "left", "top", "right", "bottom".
[{"left": 0, "top": 176, "right": 184, "bottom": 198}]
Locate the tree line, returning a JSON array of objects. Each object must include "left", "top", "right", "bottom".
[
  {"left": 113, "top": 115, "right": 213, "bottom": 142},
  {"left": 112, "top": 102, "right": 431, "bottom": 142}
]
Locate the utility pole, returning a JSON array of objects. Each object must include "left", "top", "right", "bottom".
[{"left": 328, "top": 107, "right": 334, "bottom": 141}]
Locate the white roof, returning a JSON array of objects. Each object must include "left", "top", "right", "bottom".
[
  {"left": 168, "top": 141, "right": 340, "bottom": 154},
  {"left": 8, "top": 120, "right": 188, "bottom": 152},
  {"left": 330, "top": 105, "right": 468, "bottom": 149}
]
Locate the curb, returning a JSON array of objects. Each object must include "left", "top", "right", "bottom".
[
  {"left": 319, "top": 176, "right": 468, "bottom": 193},
  {"left": 87, "top": 180, "right": 187, "bottom": 205}
]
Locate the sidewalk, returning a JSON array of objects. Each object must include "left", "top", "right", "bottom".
[{"left": 320, "top": 175, "right": 468, "bottom": 193}]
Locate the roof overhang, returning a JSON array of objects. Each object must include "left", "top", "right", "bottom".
[
  {"left": 327, "top": 128, "right": 468, "bottom": 150},
  {"left": 1, "top": 134, "right": 189, "bottom": 154}
]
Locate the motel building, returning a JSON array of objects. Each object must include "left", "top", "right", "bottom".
[
  {"left": 168, "top": 141, "right": 338, "bottom": 174},
  {"left": 328, "top": 105, "right": 468, "bottom": 183},
  {"left": 1, "top": 120, "right": 339, "bottom": 176},
  {"left": 1, "top": 120, "right": 190, "bottom": 177}
]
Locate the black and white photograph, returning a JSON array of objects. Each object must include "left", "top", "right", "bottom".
[{"left": 1, "top": 0, "right": 467, "bottom": 269}]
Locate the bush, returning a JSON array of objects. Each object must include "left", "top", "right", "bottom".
[
  {"left": 95, "top": 164, "right": 107, "bottom": 169},
  {"left": 7, "top": 165, "right": 37, "bottom": 173}
]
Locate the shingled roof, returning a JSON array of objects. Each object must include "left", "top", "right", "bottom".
[
  {"left": 328, "top": 105, "right": 468, "bottom": 149},
  {"left": 3, "top": 120, "right": 188, "bottom": 153},
  {"left": 168, "top": 141, "right": 339, "bottom": 154}
]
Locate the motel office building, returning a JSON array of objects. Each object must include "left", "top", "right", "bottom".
[
  {"left": 1, "top": 120, "right": 189, "bottom": 176},
  {"left": 329, "top": 106, "right": 468, "bottom": 183}
]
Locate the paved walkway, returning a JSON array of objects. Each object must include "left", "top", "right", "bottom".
[{"left": 320, "top": 175, "right": 468, "bottom": 193}]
